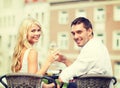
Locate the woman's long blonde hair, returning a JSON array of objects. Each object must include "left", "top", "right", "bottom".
[{"left": 11, "top": 17, "right": 41, "bottom": 72}]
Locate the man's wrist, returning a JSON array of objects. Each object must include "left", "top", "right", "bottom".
[{"left": 62, "top": 59, "right": 71, "bottom": 66}]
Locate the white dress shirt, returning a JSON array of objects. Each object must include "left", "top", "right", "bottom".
[{"left": 59, "top": 37, "right": 113, "bottom": 83}]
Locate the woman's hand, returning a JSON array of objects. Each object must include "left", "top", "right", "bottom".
[
  {"left": 47, "top": 48, "right": 60, "bottom": 63},
  {"left": 36, "top": 49, "right": 60, "bottom": 75}
]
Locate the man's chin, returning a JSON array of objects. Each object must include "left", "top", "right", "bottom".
[
  {"left": 77, "top": 44, "right": 80, "bottom": 47},
  {"left": 77, "top": 44, "right": 83, "bottom": 47}
]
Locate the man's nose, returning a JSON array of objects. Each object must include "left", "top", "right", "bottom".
[{"left": 74, "top": 33, "right": 78, "bottom": 39}]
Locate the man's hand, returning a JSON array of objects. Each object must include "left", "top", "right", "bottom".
[{"left": 55, "top": 54, "right": 72, "bottom": 66}]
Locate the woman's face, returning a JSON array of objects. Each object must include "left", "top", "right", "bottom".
[{"left": 27, "top": 24, "right": 41, "bottom": 45}]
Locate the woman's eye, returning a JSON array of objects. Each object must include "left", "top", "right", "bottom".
[
  {"left": 31, "top": 29, "right": 36, "bottom": 32},
  {"left": 37, "top": 29, "right": 41, "bottom": 32}
]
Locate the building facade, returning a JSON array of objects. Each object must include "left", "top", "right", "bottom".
[
  {"left": 0, "top": 0, "right": 120, "bottom": 87},
  {"left": 49, "top": 1, "right": 120, "bottom": 87}
]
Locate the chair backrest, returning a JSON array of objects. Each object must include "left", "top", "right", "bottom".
[
  {"left": 6, "top": 73, "right": 42, "bottom": 88},
  {"left": 0, "top": 73, "right": 57, "bottom": 88},
  {"left": 74, "top": 74, "right": 117, "bottom": 88}
]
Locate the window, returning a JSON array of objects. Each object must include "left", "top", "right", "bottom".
[
  {"left": 94, "top": 7, "right": 105, "bottom": 22},
  {"left": 113, "top": 61, "right": 120, "bottom": 88},
  {"left": 0, "top": 35, "right": 1, "bottom": 48},
  {"left": 40, "top": 12, "right": 45, "bottom": 24},
  {"left": 57, "top": 32, "right": 69, "bottom": 49},
  {"left": 114, "top": 5, "right": 120, "bottom": 21},
  {"left": 12, "top": 15, "right": 15, "bottom": 26},
  {"left": 95, "top": 32, "right": 105, "bottom": 44},
  {"left": 38, "top": 35, "right": 44, "bottom": 47},
  {"left": 0, "top": 17, "right": 1, "bottom": 27},
  {"left": 74, "top": 42, "right": 80, "bottom": 50},
  {"left": 3, "top": 0, "right": 12, "bottom": 8},
  {"left": 8, "top": 35, "right": 12, "bottom": 48},
  {"left": 75, "top": 9, "right": 86, "bottom": 18},
  {"left": 58, "top": 11, "right": 68, "bottom": 24},
  {"left": 7, "top": 35, "right": 16, "bottom": 50},
  {"left": 3, "top": 16, "right": 6, "bottom": 27},
  {"left": 113, "top": 31, "right": 120, "bottom": 50}
]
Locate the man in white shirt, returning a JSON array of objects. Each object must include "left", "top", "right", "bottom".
[{"left": 56, "top": 17, "right": 113, "bottom": 87}]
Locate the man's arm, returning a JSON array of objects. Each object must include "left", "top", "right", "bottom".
[{"left": 56, "top": 54, "right": 73, "bottom": 66}]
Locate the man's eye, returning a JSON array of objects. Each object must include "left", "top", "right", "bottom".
[
  {"left": 77, "top": 31, "right": 82, "bottom": 34},
  {"left": 71, "top": 32, "right": 75, "bottom": 35}
]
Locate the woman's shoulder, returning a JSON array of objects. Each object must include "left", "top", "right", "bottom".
[
  {"left": 28, "top": 48, "right": 38, "bottom": 59},
  {"left": 29, "top": 48, "right": 37, "bottom": 53}
]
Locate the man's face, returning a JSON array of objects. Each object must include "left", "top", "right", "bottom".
[{"left": 71, "top": 23, "right": 92, "bottom": 47}]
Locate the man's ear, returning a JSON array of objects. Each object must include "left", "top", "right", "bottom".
[{"left": 88, "top": 28, "right": 93, "bottom": 36}]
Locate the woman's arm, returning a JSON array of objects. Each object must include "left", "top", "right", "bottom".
[
  {"left": 37, "top": 55, "right": 56, "bottom": 75},
  {"left": 28, "top": 49, "right": 56, "bottom": 88},
  {"left": 37, "top": 49, "right": 58, "bottom": 75}
]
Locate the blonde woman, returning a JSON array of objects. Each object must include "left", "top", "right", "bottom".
[{"left": 11, "top": 17, "right": 58, "bottom": 88}]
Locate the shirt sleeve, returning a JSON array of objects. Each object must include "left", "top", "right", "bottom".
[{"left": 59, "top": 56, "right": 95, "bottom": 83}]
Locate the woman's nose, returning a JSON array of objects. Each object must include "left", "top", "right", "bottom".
[{"left": 35, "top": 31, "right": 41, "bottom": 35}]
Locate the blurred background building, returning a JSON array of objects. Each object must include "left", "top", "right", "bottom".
[{"left": 0, "top": 0, "right": 120, "bottom": 87}]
